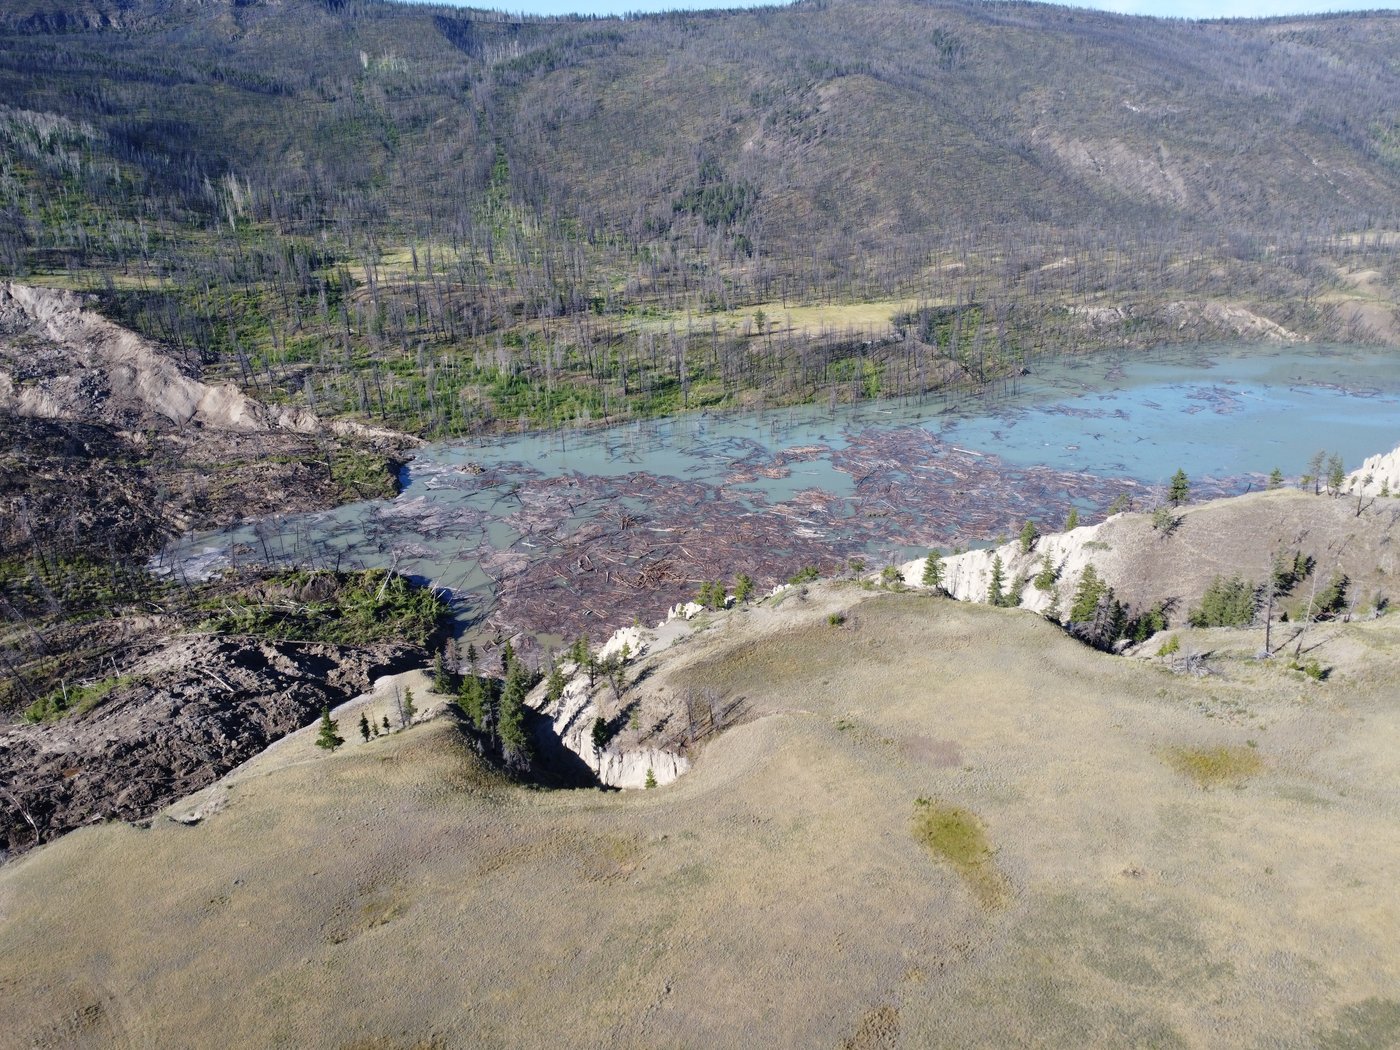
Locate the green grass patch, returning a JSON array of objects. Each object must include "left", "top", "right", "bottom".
[
  {"left": 24, "top": 675, "right": 134, "bottom": 723},
  {"left": 912, "top": 798, "right": 1009, "bottom": 908},
  {"left": 1162, "top": 745, "right": 1262, "bottom": 789}
]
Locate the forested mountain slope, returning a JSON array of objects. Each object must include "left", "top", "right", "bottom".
[{"left": 1, "top": 0, "right": 1398, "bottom": 438}]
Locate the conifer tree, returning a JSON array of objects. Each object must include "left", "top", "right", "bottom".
[
  {"left": 1065, "top": 507, "right": 1079, "bottom": 530},
  {"left": 1268, "top": 467, "right": 1283, "bottom": 489},
  {"left": 1019, "top": 519, "right": 1039, "bottom": 554},
  {"left": 1070, "top": 565, "right": 1108, "bottom": 623},
  {"left": 315, "top": 707, "right": 344, "bottom": 751},
  {"left": 734, "top": 573, "right": 754, "bottom": 603},
  {"left": 498, "top": 658, "right": 531, "bottom": 763},
  {"left": 458, "top": 674, "right": 487, "bottom": 731},
  {"left": 545, "top": 661, "right": 566, "bottom": 705},
  {"left": 922, "top": 550, "right": 944, "bottom": 588},
  {"left": 1326, "top": 454, "right": 1345, "bottom": 495},
  {"left": 1307, "top": 449, "right": 1326, "bottom": 494},
  {"left": 1168, "top": 468, "right": 1190, "bottom": 506},
  {"left": 358, "top": 712, "right": 371, "bottom": 742},
  {"left": 987, "top": 555, "right": 1006, "bottom": 606},
  {"left": 645, "top": 768, "right": 657, "bottom": 789}
]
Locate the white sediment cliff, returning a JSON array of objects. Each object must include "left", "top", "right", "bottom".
[
  {"left": 531, "top": 619, "right": 691, "bottom": 789},
  {"left": 1346, "top": 443, "right": 1400, "bottom": 497},
  {"left": 893, "top": 519, "right": 1122, "bottom": 620}
]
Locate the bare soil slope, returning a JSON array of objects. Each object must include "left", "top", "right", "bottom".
[{"left": 2, "top": 590, "right": 1397, "bottom": 1048}]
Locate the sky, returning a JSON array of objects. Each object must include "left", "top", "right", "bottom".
[{"left": 471, "top": 0, "right": 1387, "bottom": 19}]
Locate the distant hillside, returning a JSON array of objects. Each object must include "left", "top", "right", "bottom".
[{"left": 1, "top": 0, "right": 1398, "bottom": 435}]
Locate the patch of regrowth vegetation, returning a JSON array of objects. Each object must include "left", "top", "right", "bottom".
[
  {"left": 828, "top": 611, "right": 847, "bottom": 627},
  {"left": 23, "top": 674, "right": 134, "bottom": 723},
  {"left": 1157, "top": 635, "right": 1181, "bottom": 657},
  {"left": 1289, "top": 658, "right": 1329, "bottom": 681},
  {"left": 1162, "top": 745, "right": 1262, "bottom": 789},
  {"left": 196, "top": 569, "right": 446, "bottom": 647},
  {"left": 912, "top": 798, "right": 1009, "bottom": 908},
  {"left": 788, "top": 565, "right": 820, "bottom": 585},
  {"left": 1152, "top": 505, "right": 1182, "bottom": 536},
  {"left": 329, "top": 447, "right": 400, "bottom": 502}
]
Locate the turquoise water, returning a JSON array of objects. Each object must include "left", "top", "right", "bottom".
[{"left": 159, "top": 343, "right": 1400, "bottom": 627}]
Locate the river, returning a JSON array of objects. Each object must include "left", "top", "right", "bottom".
[{"left": 158, "top": 343, "right": 1400, "bottom": 648}]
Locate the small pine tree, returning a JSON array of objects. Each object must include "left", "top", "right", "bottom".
[
  {"left": 315, "top": 707, "right": 344, "bottom": 751},
  {"left": 381, "top": 714, "right": 391, "bottom": 734},
  {"left": 987, "top": 555, "right": 1006, "bottom": 606},
  {"left": 1326, "top": 454, "right": 1346, "bottom": 496},
  {"left": 458, "top": 675, "right": 487, "bottom": 731},
  {"left": 1308, "top": 449, "right": 1327, "bottom": 494},
  {"left": 1019, "top": 519, "right": 1039, "bottom": 554},
  {"left": 1268, "top": 467, "right": 1283, "bottom": 490},
  {"left": 1033, "top": 553, "right": 1057, "bottom": 591},
  {"left": 922, "top": 550, "right": 944, "bottom": 588},
  {"left": 734, "top": 573, "right": 754, "bottom": 603},
  {"left": 358, "top": 713, "right": 371, "bottom": 742},
  {"left": 545, "top": 662, "right": 566, "bottom": 705},
  {"left": 466, "top": 642, "right": 478, "bottom": 673},
  {"left": 400, "top": 686, "right": 416, "bottom": 727},
  {"left": 1168, "top": 468, "right": 1190, "bottom": 506},
  {"left": 432, "top": 651, "right": 451, "bottom": 693},
  {"left": 644, "top": 768, "right": 657, "bottom": 789},
  {"left": 1070, "top": 564, "right": 1108, "bottom": 623},
  {"left": 591, "top": 716, "right": 609, "bottom": 751},
  {"left": 498, "top": 658, "right": 531, "bottom": 763},
  {"left": 1065, "top": 507, "right": 1079, "bottom": 530}
]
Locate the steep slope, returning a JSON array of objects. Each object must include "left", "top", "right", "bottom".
[{"left": 2, "top": 0, "right": 1398, "bottom": 440}]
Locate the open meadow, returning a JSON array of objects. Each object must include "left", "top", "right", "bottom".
[{"left": 3, "top": 589, "right": 1397, "bottom": 1048}]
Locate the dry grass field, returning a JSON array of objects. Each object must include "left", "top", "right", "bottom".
[{"left": 2, "top": 588, "right": 1399, "bottom": 1049}]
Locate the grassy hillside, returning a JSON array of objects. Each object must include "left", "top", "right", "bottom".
[
  {"left": 0, "top": 0, "right": 1397, "bottom": 436},
  {"left": 2, "top": 588, "right": 1397, "bottom": 1046}
]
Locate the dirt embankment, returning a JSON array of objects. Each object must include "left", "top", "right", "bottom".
[
  {"left": 0, "top": 281, "right": 404, "bottom": 439},
  {"left": 0, "top": 281, "right": 413, "bottom": 554},
  {"left": 1, "top": 283, "right": 418, "bottom": 715},
  {"left": 0, "top": 633, "right": 423, "bottom": 861},
  {"left": 0, "top": 285, "right": 434, "bottom": 859}
]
